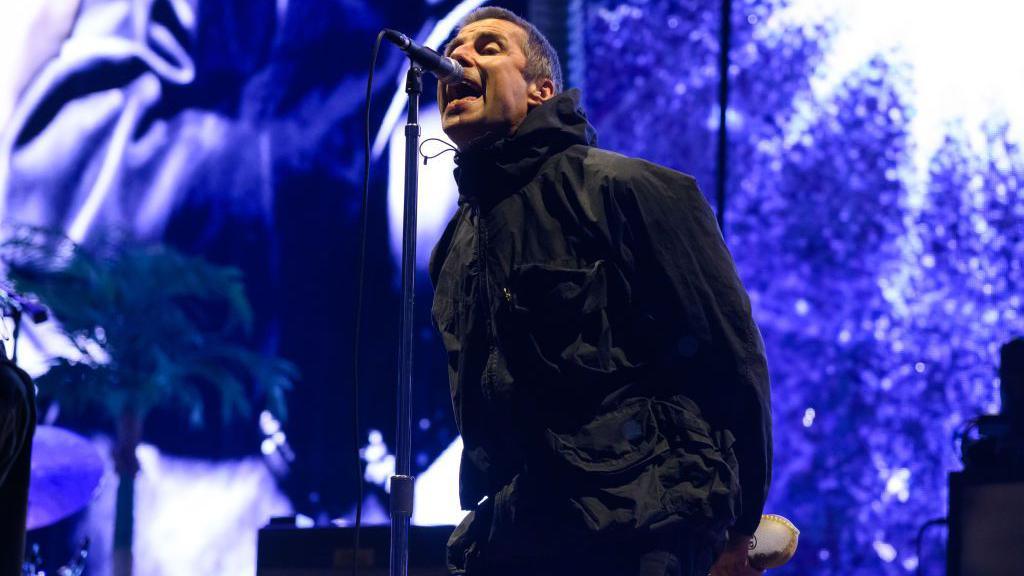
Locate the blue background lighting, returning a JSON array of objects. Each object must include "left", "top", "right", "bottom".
[{"left": 1, "top": 0, "right": 1021, "bottom": 574}]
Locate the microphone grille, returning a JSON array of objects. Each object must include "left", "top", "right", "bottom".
[{"left": 439, "top": 58, "right": 464, "bottom": 84}]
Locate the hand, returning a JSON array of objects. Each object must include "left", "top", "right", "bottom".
[{"left": 709, "top": 533, "right": 764, "bottom": 576}]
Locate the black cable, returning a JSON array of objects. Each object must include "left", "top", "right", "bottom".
[
  {"left": 715, "top": 0, "right": 733, "bottom": 236},
  {"left": 418, "top": 137, "right": 458, "bottom": 165},
  {"left": 954, "top": 416, "right": 981, "bottom": 464},
  {"left": 352, "top": 28, "right": 387, "bottom": 576},
  {"left": 914, "top": 516, "right": 948, "bottom": 576}
]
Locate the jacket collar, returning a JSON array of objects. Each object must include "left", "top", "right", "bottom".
[{"left": 453, "top": 89, "right": 598, "bottom": 206}]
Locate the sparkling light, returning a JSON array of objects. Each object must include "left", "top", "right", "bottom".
[
  {"left": 260, "top": 438, "right": 276, "bottom": 456},
  {"left": 361, "top": 429, "right": 395, "bottom": 492},
  {"left": 802, "top": 408, "right": 816, "bottom": 428},
  {"left": 884, "top": 468, "right": 911, "bottom": 503},
  {"left": 873, "top": 539, "right": 897, "bottom": 563},
  {"left": 259, "top": 410, "right": 281, "bottom": 435}
]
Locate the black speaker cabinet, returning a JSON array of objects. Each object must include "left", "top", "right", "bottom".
[
  {"left": 948, "top": 472, "right": 1024, "bottom": 576},
  {"left": 257, "top": 520, "right": 451, "bottom": 576}
]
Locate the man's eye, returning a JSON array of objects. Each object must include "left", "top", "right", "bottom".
[{"left": 481, "top": 44, "right": 501, "bottom": 55}]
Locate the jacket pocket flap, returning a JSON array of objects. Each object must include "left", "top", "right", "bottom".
[
  {"left": 511, "top": 260, "right": 608, "bottom": 318},
  {"left": 544, "top": 397, "right": 665, "bottom": 474},
  {"left": 650, "top": 395, "right": 718, "bottom": 448}
]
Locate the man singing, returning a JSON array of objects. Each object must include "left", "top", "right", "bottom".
[{"left": 429, "top": 7, "right": 771, "bottom": 576}]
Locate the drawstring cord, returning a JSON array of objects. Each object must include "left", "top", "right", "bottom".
[{"left": 419, "top": 137, "right": 458, "bottom": 165}]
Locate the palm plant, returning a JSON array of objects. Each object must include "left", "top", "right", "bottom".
[{"left": 2, "top": 228, "right": 296, "bottom": 576}]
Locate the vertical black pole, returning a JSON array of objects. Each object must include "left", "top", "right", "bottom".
[
  {"left": 716, "top": 0, "right": 733, "bottom": 235},
  {"left": 10, "top": 309, "right": 21, "bottom": 365},
  {"left": 390, "top": 65, "right": 421, "bottom": 576}
]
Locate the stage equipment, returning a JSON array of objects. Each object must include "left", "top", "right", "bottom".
[
  {"left": 26, "top": 426, "right": 104, "bottom": 530},
  {"left": 21, "top": 539, "right": 90, "bottom": 576},
  {"left": 959, "top": 337, "right": 1024, "bottom": 477},
  {"left": 999, "top": 338, "right": 1024, "bottom": 435},
  {"left": 948, "top": 472, "right": 1024, "bottom": 576},
  {"left": 256, "top": 514, "right": 797, "bottom": 575},
  {"left": 256, "top": 520, "right": 449, "bottom": 576},
  {"left": 949, "top": 338, "right": 1024, "bottom": 575}
]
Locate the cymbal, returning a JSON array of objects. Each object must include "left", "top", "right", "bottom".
[{"left": 27, "top": 426, "right": 104, "bottom": 530}]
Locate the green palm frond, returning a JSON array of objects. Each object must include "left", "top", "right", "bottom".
[
  {"left": 33, "top": 360, "right": 123, "bottom": 419},
  {"left": 2, "top": 228, "right": 295, "bottom": 428}
]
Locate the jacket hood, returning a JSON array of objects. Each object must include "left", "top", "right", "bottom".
[{"left": 453, "top": 89, "right": 598, "bottom": 204}]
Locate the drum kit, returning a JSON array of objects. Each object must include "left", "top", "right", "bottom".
[
  {"left": 21, "top": 426, "right": 103, "bottom": 576},
  {"left": 2, "top": 282, "right": 100, "bottom": 575}
]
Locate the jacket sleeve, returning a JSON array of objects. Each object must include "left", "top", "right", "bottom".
[
  {"left": 428, "top": 205, "right": 465, "bottom": 290},
  {"left": 611, "top": 163, "right": 772, "bottom": 535},
  {"left": 0, "top": 357, "right": 36, "bottom": 576},
  {"left": 0, "top": 359, "right": 33, "bottom": 487}
]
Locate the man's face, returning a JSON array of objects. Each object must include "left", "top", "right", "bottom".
[{"left": 439, "top": 18, "right": 552, "bottom": 148}]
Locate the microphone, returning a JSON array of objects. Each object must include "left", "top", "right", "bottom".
[
  {"left": 0, "top": 282, "right": 48, "bottom": 323},
  {"left": 383, "top": 29, "right": 464, "bottom": 84}
]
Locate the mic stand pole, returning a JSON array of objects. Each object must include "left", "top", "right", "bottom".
[{"left": 389, "top": 63, "right": 422, "bottom": 576}]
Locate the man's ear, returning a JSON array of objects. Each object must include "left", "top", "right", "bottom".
[{"left": 526, "top": 77, "right": 556, "bottom": 108}]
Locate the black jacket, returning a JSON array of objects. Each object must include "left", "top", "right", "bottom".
[
  {"left": 0, "top": 357, "right": 36, "bottom": 576},
  {"left": 429, "top": 90, "right": 771, "bottom": 568}
]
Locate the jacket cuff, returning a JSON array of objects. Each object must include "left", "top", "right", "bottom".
[{"left": 730, "top": 513, "right": 761, "bottom": 536}]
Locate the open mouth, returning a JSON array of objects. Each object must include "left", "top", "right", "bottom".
[{"left": 446, "top": 80, "right": 483, "bottom": 110}]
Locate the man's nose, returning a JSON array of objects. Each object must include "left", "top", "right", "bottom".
[{"left": 448, "top": 44, "right": 474, "bottom": 67}]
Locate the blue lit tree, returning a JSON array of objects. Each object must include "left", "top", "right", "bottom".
[
  {"left": 739, "top": 56, "right": 914, "bottom": 575},
  {"left": 586, "top": 0, "right": 719, "bottom": 187},
  {"left": 585, "top": 0, "right": 831, "bottom": 200},
  {"left": 589, "top": 2, "right": 934, "bottom": 574},
  {"left": 587, "top": 1, "right": 1024, "bottom": 574},
  {"left": 889, "top": 121, "right": 1024, "bottom": 572}
]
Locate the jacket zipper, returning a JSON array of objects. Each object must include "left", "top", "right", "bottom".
[{"left": 474, "top": 203, "right": 499, "bottom": 385}]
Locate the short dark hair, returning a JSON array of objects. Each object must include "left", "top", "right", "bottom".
[{"left": 450, "top": 7, "right": 563, "bottom": 93}]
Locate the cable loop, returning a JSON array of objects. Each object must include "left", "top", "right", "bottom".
[{"left": 419, "top": 137, "right": 458, "bottom": 165}]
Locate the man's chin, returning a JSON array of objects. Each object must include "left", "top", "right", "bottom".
[
  {"left": 441, "top": 119, "right": 485, "bottom": 150},
  {"left": 442, "top": 118, "right": 511, "bottom": 150}
]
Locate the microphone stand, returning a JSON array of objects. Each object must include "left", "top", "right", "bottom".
[
  {"left": 389, "top": 63, "right": 422, "bottom": 576},
  {"left": 0, "top": 286, "right": 48, "bottom": 364}
]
